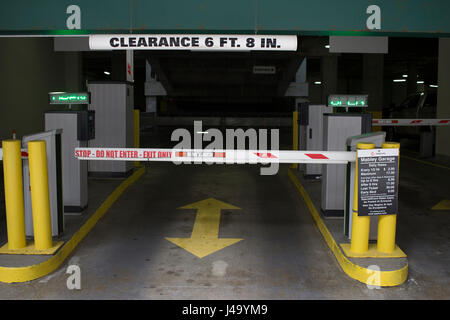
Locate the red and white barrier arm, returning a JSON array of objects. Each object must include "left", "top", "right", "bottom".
[
  {"left": 74, "top": 148, "right": 356, "bottom": 164},
  {"left": 0, "top": 149, "right": 28, "bottom": 161},
  {"left": 373, "top": 119, "right": 450, "bottom": 126}
]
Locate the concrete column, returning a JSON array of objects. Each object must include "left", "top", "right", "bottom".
[
  {"left": 436, "top": 38, "right": 450, "bottom": 157},
  {"left": 321, "top": 56, "right": 338, "bottom": 104},
  {"left": 145, "top": 60, "right": 157, "bottom": 113},
  {"left": 296, "top": 58, "right": 307, "bottom": 83},
  {"left": 362, "top": 54, "right": 384, "bottom": 112},
  {"left": 407, "top": 62, "right": 418, "bottom": 96},
  {"left": 64, "top": 52, "right": 83, "bottom": 91},
  {"left": 111, "top": 51, "right": 126, "bottom": 81}
]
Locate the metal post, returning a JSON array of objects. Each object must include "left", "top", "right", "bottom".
[
  {"left": 377, "top": 141, "right": 400, "bottom": 253},
  {"left": 292, "top": 111, "right": 298, "bottom": 169},
  {"left": 28, "top": 140, "right": 53, "bottom": 250},
  {"left": 2, "top": 140, "right": 26, "bottom": 249},
  {"left": 419, "top": 130, "right": 433, "bottom": 158},
  {"left": 134, "top": 109, "right": 140, "bottom": 168},
  {"left": 350, "top": 142, "right": 375, "bottom": 253}
]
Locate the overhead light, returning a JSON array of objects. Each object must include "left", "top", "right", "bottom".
[
  {"left": 429, "top": 84, "right": 438, "bottom": 88},
  {"left": 393, "top": 79, "right": 406, "bottom": 82},
  {"left": 253, "top": 66, "right": 276, "bottom": 74},
  {"left": 104, "top": 71, "right": 110, "bottom": 75},
  {"left": 325, "top": 45, "right": 330, "bottom": 49},
  {"left": 402, "top": 74, "right": 408, "bottom": 78},
  {"left": 417, "top": 80, "right": 424, "bottom": 84},
  {"left": 196, "top": 131, "right": 209, "bottom": 134},
  {"left": 314, "top": 81, "right": 322, "bottom": 85}
]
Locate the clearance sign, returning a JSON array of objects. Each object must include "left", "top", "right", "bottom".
[{"left": 89, "top": 34, "right": 298, "bottom": 51}]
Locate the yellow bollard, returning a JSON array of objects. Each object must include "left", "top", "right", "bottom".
[
  {"left": 292, "top": 111, "right": 298, "bottom": 169},
  {"left": 134, "top": 109, "right": 140, "bottom": 168},
  {"left": 350, "top": 142, "right": 375, "bottom": 253},
  {"left": 377, "top": 142, "right": 400, "bottom": 253},
  {"left": 2, "top": 140, "right": 26, "bottom": 250},
  {"left": 28, "top": 140, "right": 53, "bottom": 250}
]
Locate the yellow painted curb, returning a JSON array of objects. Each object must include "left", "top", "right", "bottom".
[
  {"left": 0, "top": 240, "right": 64, "bottom": 255},
  {"left": 340, "top": 243, "right": 406, "bottom": 258},
  {"left": 288, "top": 168, "right": 408, "bottom": 287},
  {"left": 0, "top": 166, "right": 146, "bottom": 283}
]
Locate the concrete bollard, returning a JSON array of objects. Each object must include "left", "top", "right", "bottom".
[
  {"left": 2, "top": 140, "right": 26, "bottom": 250},
  {"left": 28, "top": 140, "right": 53, "bottom": 250},
  {"left": 350, "top": 142, "right": 375, "bottom": 253},
  {"left": 377, "top": 141, "right": 400, "bottom": 253},
  {"left": 292, "top": 111, "right": 298, "bottom": 169}
]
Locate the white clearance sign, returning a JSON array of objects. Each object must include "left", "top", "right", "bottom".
[{"left": 89, "top": 34, "right": 298, "bottom": 51}]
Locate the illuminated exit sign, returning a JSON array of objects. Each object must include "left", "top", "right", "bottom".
[
  {"left": 328, "top": 94, "right": 368, "bottom": 107},
  {"left": 49, "top": 92, "right": 90, "bottom": 104}
]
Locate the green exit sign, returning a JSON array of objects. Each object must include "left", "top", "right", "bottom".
[
  {"left": 328, "top": 94, "right": 368, "bottom": 107},
  {"left": 49, "top": 92, "right": 90, "bottom": 104}
]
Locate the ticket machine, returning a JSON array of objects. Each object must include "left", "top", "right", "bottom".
[
  {"left": 321, "top": 95, "right": 372, "bottom": 217},
  {"left": 297, "top": 103, "right": 331, "bottom": 179},
  {"left": 44, "top": 92, "right": 95, "bottom": 213}
]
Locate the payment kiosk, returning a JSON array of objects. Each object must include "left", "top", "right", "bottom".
[
  {"left": 44, "top": 92, "right": 95, "bottom": 213},
  {"left": 320, "top": 95, "right": 372, "bottom": 217}
]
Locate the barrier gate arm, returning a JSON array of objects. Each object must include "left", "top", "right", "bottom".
[
  {"left": 372, "top": 119, "right": 450, "bottom": 126},
  {"left": 74, "top": 148, "right": 356, "bottom": 164}
]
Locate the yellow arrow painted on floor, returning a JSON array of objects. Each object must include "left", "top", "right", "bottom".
[
  {"left": 432, "top": 200, "right": 450, "bottom": 210},
  {"left": 166, "top": 198, "right": 243, "bottom": 258}
]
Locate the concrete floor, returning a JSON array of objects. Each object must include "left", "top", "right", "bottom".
[{"left": 0, "top": 127, "right": 449, "bottom": 299}]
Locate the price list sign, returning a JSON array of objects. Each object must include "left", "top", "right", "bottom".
[{"left": 357, "top": 148, "right": 399, "bottom": 216}]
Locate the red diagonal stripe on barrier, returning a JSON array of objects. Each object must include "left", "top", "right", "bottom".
[
  {"left": 439, "top": 120, "right": 450, "bottom": 124},
  {"left": 254, "top": 152, "right": 278, "bottom": 158},
  {"left": 213, "top": 152, "right": 226, "bottom": 158},
  {"left": 305, "top": 153, "right": 329, "bottom": 159},
  {"left": 410, "top": 120, "right": 423, "bottom": 124}
]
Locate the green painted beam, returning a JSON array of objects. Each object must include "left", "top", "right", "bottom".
[{"left": 1, "top": 0, "right": 449, "bottom": 37}]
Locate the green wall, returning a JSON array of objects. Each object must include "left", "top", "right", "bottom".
[{"left": 0, "top": 38, "right": 82, "bottom": 140}]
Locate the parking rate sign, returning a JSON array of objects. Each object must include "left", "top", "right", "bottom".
[{"left": 357, "top": 148, "right": 399, "bottom": 216}]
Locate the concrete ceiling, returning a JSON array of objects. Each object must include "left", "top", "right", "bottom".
[{"left": 81, "top": 36, "right": 438, "bottom": 112}]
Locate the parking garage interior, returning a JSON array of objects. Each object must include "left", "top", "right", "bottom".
[{"left": 0, "top": 2, "right": 449, "bottom": 305}]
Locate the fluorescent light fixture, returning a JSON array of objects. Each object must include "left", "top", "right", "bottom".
[
  {"left": 417, "top": 80, "right": 424, "bottom": 84},
  {"left": 402, "top": 74, "right": 408, "bottom": 78},
  {"left": 253, "top": 66, "right": 276, "bottom": 74},
  {"left": 196, "top": 131, "right": 209, "bottom": 134},
  {"left": 325, "top": 45, "right": 330, "bottom": 49},
  {"left": 393, "top": 79, "right": 406, "bottom": 82},
  {"left": 429, "top": 84, "right": 438, "bottom": 88},
  {"left": 104, "top": 71, "right": 110, "bottom": 75},
  {"left": 314, "top": 81, "right": 322, "bottom": 85}
]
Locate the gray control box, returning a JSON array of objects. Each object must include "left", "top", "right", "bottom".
[{"left": 321, "top": 113, "right": 372, "bottom": 217}]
